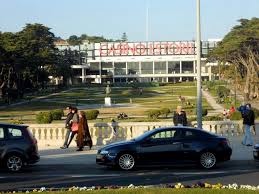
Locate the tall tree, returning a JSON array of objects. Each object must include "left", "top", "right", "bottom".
[{"left": 209, "top": 18, "right": 259, "bottom": 100}]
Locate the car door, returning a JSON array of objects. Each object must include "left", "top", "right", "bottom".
[
  {"left": 178, "top": 129, "right": 200, "bottom": 162},
  {"left": 137, "top": 129, "right": 182, "bottom": 164}
]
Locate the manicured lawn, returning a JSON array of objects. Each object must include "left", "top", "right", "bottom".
[
  {"left": 0, "top": 82, "right": 213, "bottom": 123},
  {"left": 34, "top": 189, "right": 259, "bottom": 194}
]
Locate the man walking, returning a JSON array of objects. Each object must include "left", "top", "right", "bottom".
[
  {"left": 242, "top": 104, "right": 255, "bottom": 146},
  {"left": 60, "top": 106, "right": 74, "bottom": 149}
]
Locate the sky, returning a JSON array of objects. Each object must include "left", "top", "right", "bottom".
[{"left": 0, "top": 0, "right": 259, "bottom": 41}]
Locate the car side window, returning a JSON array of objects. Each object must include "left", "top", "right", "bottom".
[
  {"left": 150, "top": 130, "right": 178, "bottom": 140},
  {"left": 8, "top": 128, "right": 23, "bottom": 139},
  {"left": 182, "top": 130, "right": 197, "bottom": 139},
  {"left": 0, "top": 128, "right": 4, "bottom": 139}
]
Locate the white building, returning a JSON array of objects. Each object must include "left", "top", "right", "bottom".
[{"left": 55, "top": 40, "right": 220, "bottom": 84}]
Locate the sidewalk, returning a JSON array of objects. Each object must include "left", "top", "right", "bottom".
[{"left": 202, "top": 90, "right": 224, "bottom": 116}]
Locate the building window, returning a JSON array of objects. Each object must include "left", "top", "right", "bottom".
[
  {"left": 101, "top": 62, "right": 113, "bottom": 76},
  {"left": 114, "top": 62, "right": 126, "bottom": 75},
  {"left": 168, "top": 61, "right": 180, "bottom": 74},
  {"left": 154, "top": 61, "right": 166, "bottom": 74},
  {"left": 127, "top": 62, "right": 140, "bottom": 75},
  {"left": 182, "top": 61, "right": 194, "bottom": 73},
  {"left": 141, "top": 62, "right": 153, "bottom": 74}
]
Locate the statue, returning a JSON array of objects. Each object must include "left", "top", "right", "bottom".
[{"left": 105, "top": 84, "right": 111, "bottom": 97}]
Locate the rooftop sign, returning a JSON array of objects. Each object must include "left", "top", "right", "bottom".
[{"left": 97, "top": 41, "right": 196, "bottom": 57}]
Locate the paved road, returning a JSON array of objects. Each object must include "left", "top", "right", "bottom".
[{"left": 0, "top": 161, "right": 259, "bottom": 191}]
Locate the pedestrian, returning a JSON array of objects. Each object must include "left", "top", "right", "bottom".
[
  {"left": 60, "top": 106, "right": 74, "bottom": 149},
  {"left": 67, "top": 107, "right": 79, "bottom": 148},
  {"left": 111, "top": 119, "right": 118, "bottom": 135},
  {"left": 76, "top": 111, "right": 92, "bottom": 151},
  {"left": 173, "top": 105, "right": 187, "bottom": 126},
  {"left": 242, "top": 103, "right": 255, "bottom": 146},
  {"left": 237, "top": 102, "right": 247, "bottom": 117}
]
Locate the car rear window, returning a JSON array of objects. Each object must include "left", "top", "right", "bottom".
[{"left": 8, "top": 128, "right": 23, "bottom": 139}]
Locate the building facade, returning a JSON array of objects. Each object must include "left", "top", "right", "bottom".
[{"left": 55, "top": 39, "right": 220, "bottom": 84}]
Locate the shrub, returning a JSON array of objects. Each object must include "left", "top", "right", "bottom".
[
  {"left": 86, "top": 110, "right": 100, "bottom": 120},
  {"left": 36, "top": 112, "right": 53, "bottom": 124},
  {"left": 203, "top": 115, "right": 223, "bottom": 121},
  {"left": 194, "top": 108, "right": 208, "bottom": 117},
  {"left": 216, "top": 86, "right": 230, "bottom": 99},
  {"left": 253, "top": 108, "right": 259, "bottom": 119},
  {"left": 229, "top": 111, "right": 242, "bottom": 120},
  {"left": 50, "top": 109, "right": 64, "bottom": 120},
  {"left": 160, "top": 108, "right": 171, "bottom": 118},
  {"left": 9, "top": 120, "right": 24, "bottom": 124},
  {"left": 147, "top": 110, "right": 161, "bottom": 119}
]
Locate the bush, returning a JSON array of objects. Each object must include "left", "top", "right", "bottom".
[
  {"left": 253, "top": 108, "right": 259, "bottom": 119},
  {"left": 36, "top": 112, "right": 53, "bottom": 124},
  {"left": 203, "top": 115, "right": 223, "bottom": 121},
  {"left": 216, "top": 86, "right": 230, "bottom": 99},
  {"left": 9, "top": 120, "right": 24, "bottom": 124},
  {"left": 50, "top": 109, "right": 64, "bottom": 120},
  {"left": 86, "top": 110, "right": 100, "bottom": 120},
  {"left": 147, "top": 110, "right": 161, "bottom": 119},
  {"left": 229, "top": 111, "right": 242, "bottom": 120},
  {"left": 194, "top": 108, "right": 208, "bottom": 117},
  {"left": 160, "top": 108, "right": 171, "bottom": 118}
]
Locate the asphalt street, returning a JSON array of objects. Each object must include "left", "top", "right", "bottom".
[{"left": 0, "top": 160, "right": 259, "bottom": 191}]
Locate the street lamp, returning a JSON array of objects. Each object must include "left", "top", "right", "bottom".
[{"left": 196, "top": 0, "right": 202, "bottom": 128}]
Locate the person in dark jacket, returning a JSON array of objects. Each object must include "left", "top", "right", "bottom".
[
  {"left": 242, "top": 103, "right": 255, "bottom": 146},
  {"left": 173, "top": 106, "right": 188, "bottom": 126},
  {"left": 60, "top": 106, "right": 74, "bottom": 149},
  {"left": 76, "top": 111, "right": 92, "bottom": 151},
  {"left": 66, "top": 107, "right": 79, "bottom": 148}
]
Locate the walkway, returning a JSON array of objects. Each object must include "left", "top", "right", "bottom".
[{"left": 202, "top": 90, "right": 224, "bottom": 116}]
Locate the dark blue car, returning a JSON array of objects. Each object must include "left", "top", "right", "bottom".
[
  {"left": 96, "top": 127, "right": 232, "bottom": 170},
  {"left": 0, "top": 123, "right": 40, "bottom": 172}
]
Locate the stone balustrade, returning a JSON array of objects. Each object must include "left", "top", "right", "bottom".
[{"left": 27, "top": 121, "right": 259, "bottom": 149}]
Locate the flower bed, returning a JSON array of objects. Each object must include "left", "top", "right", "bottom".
[{"left": 3, "top": 183, "right": 259, "bottom": 194}]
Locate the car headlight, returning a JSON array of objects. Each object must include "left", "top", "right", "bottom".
[{"left": 100, "top": 150, "right": 109, "bottom": 155}]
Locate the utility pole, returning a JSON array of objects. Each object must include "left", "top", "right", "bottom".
[{"left": 196, "top": 0, "right": 202, "bottom": 128}]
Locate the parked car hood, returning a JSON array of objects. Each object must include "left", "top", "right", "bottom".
[{"left": 101, "top": 140, "right": 135, "bottom": 150}]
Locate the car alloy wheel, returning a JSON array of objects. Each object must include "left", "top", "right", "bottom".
[
  {"left": 6, "top": 155, "right": 23, "bottom": 172},
  {"left": 118, "top": 154, "right": 135, "bottom": 170},
  {"left": 200, "top": 152, "right": 216, "bottom": 169}
]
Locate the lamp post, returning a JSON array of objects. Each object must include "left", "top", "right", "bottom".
[{"left": 196, "top": 0, "right": 202, "bottom": 128}]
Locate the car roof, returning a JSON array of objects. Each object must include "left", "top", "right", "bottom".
[
  {"left": 154, "top": 126, "right": 203, "bottom": 132},
  {"left": 0, "top": 123, "right": 28, "bottom": 129}
]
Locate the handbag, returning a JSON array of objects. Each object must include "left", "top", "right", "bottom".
[{"left": 71, "top": 122, "right": 79, "bottom": 132}]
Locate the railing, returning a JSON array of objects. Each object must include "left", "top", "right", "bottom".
[{"left": 27, "top": 121, "right": 259, "bottom": 148}]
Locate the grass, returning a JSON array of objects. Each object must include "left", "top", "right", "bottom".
[
  {"left": 0, "top": 82, "right": 213, "bottom": 123},
  {"left": 30, "top": 189, "right": 259, "bottom": 194}
]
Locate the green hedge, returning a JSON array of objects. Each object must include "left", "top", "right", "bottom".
[
  {"left": 147, "top": 110, "right": 161, "bottom": 119},
  {"left": 160, "top": 108, "right": 171, "bottom": 118},
  {"left": 86, "top": 110, "right": 100, "bottom": 120},
  {"left": 36, "top": 112, "right": 53, "bottom": 124},
  {"left": 50, "top": 109, "right": 64, "bottom": 120}
]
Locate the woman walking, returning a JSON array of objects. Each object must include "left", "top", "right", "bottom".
[
  {"left": 67, "top": 107, "right": 79, "bottom": 148},
  {"left": 76, "top": 111, "right": 93, "bottom": 151}
]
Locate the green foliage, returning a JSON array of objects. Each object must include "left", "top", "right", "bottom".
[
  {"left": 203, "top": 115, "right": 223, "bottom": 121},
  {"left": 86, "top": 110, "right": 100, "bottom": 120},
  {"left": 160, "top": 108, "right": 171, "bottom": 118},
  {"left": 216, "top": 86, "right": 230, "bottom": 99},
  {"left": 253, "top": 108, "right": 259, "bottom": 119},
  {"left": 147, "top": 110, "right": 161, "bottom": 119},
  {"left": 36, "top": 112, "right": 53, "bottom": 124},
  {"left": 229, "top": 111, "right": 242, "bottom": 120},
  {"left": 194, "top": 108, "right": 208, "bottom": 117},
  {"left": 50, "top": 109, "right": 64, "bottom": 120},
  {"left": 9, "top": 120, "right": 24, "bottom": 124}
]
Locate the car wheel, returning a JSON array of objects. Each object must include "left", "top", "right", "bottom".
[
  {"left": 5, "top": 154, "right": 23, "bottom": 172},
  {"left": 118, "top": 153, "right": 135, "bottom": 170},
  {"left": 199, "top": 152, "right": 216, "bottom": 169}
]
